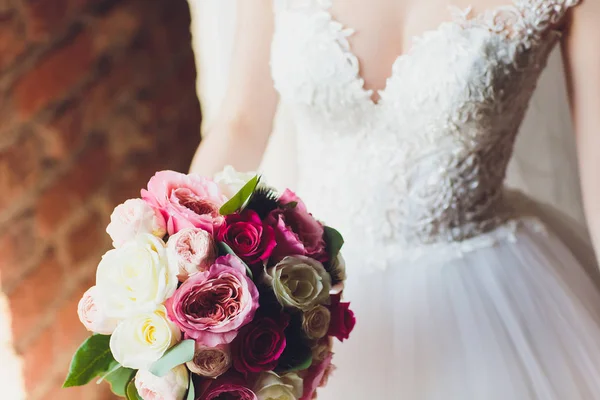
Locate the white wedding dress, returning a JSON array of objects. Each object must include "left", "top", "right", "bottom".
[{"left": 270, "top": 0, "right": 600, "bottom": 399}]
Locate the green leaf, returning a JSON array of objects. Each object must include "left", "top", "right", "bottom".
[
  {"left": 323, "top": 226, "right": 344, "bottom": 260},
  {"left": 149, "top": 340, "right": 195, "bottom": 377},
  {"left": 219, "top": 175, "right": 260, "bottom": 215},
  {"left": 63, "top": 335, "right": 115, "bottom": 387},
  {"left": 104, "top": 364, "right": 136, "bottom": 397},
  {"left": 217, "top": 242, "right": 254, "bottom": 279},
  {"left": 283, "top": 353, "right": 313, "bottom": 373},
  {"left": 126, "top": 378, "right": 143, "bottom": 400},
  {"left": 186, "top": 377, "right": 195, "bottom": 400}
]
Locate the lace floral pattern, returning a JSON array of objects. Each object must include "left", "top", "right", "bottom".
[{"left": 270, "top": 0, "right": 581, "bottom": 270}]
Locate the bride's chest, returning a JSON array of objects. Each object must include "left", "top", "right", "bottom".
[{"left": 270, "top": 7, "right": 556, "bottom": 131}]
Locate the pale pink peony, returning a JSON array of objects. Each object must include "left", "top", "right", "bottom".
[
  {"left": 134, "top": 365, "right": 188, "bottom": 400},
  {"left": 166, "top": 255, "right": 259, "bottom": 347},
  {"left": 106, "top": 199, "right": 167, "bottom": 247},
  {"left": 167, "top": 227, "right": 217, "bottom": 282},
  {"left": 141, "top": 170, "right": 227, "bottom": 235},
  {"left": 77, "top": 286, "right": 119, "bottom": 335}
]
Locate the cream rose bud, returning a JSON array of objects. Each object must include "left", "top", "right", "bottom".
[
  {"left": 167, "top": 227, "right": 217, "bottom": 282},
  {"left": 135, "top": 365, "right": 189, "bottom": 400},
  {"left": 106, "top": 199, "right": 167, "bottom": 248},
  {"left": 110, "top": 306, "right": 180, "bottom": 370},
  {"left": 302, "top": 305, "right": 331, "bottom": 340},
  {"left": 96, "top": 234, "right": 177, "bottom": 319},
  {"left": 214, "top": 166, "right": 259, "bottom": 198},
  {"left": 254, "top": 372, "right": 303, "bottom": 400},
  {"left": 77, "top": 286, "right": 119, "bottom": 334},
  {"left": 266, "top": 256, "right": 332, "bottom": 311},
  {"left": 186, "top": 344, "right": 232, "bottom": 378}
]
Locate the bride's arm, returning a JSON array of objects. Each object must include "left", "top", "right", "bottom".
[
  {"left": 562, "top": 1, "right": 600, "bottom": 255},
  {"left": 190, "top": 0, "right": 278, "bottom": 177}
]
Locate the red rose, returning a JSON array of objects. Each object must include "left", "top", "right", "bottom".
[
  {"left": 267, "top": 190, "right": 327, "bottom": 263},
  {"left": 232, "top": 315, "right": 289, "bottom": 374},
  {"left": 218, "top": 210, "right": 276, "bottom": 266},
  {"left": 327, "top": 293, "right": 356, "bottom": 342},
  {"left": 198, "top": 374, "right": 257, "bottom": 400}
]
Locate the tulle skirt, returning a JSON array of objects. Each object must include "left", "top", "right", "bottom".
[{"left": 318, "top": 199, "right": 600, "bottom": 400}]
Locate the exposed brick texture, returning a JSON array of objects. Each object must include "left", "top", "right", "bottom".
[{"left": 0, "top": 0, "right": 201, "bottom": 398}]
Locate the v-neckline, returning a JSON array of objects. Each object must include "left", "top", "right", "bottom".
[{"left": 321, "top": 1, "right": 522, "bottom": 106}]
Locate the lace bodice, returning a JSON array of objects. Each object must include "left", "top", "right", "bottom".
[{"left": 270, "top": 0, "right": 581, "bottom": 268}]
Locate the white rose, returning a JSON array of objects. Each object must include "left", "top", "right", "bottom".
[
  {"left": 214, "top": 166, "right": 262, "bottom": 198},
  {"left": 135, "top": 365, "right": 189, "bottom": 400},
  {"left": 96, "top": 234, "right": 177, "bottom": 319},
  {"left": 110, "top": 306, "right": 181, "bottom": 369},
  {"left": 254, "top": 371, "right": 303, "bottom": 400},
  {"left": 106, "top": 199, "right": 167, "bottom": 248},
  {"left": 77, "top": 286, "right": 120, "bottom": 334},
  {"left": 167, "top": 227, "right": 216, "bottom": 282}
]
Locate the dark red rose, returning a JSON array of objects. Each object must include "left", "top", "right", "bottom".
[
  {"left": 267, "top": 190, "right": 327, "bottom": 263},
  {"left": 327, "top": 293, "right": 356, "bottom": 342},
  {"left": 218, "top": 210, "right": 276, "bottom": 266},
  {"left": 232, "top": 314, "right": 289, "bottom": 375},
  {"left": 198, "top": 373, "right": 257, "bottom": 400}
]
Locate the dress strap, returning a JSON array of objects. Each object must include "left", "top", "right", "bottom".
[{"left": 273, "top": 0, "right": 330, "bottom": 14}]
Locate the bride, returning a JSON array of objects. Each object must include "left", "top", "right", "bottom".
[{"left": 190, "top": 0, "right": 600, "bottom": 398}]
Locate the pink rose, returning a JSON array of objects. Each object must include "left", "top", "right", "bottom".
[
  {"left": 186, "top": 343, "right": 232, "bottom": 378},
  {"left": 167, "top": 228, "right": 217, "bottom": 282},
  {"left": 198, "top": 375, "right": 257, "bottom": 400},
  {"left": 77, "top": 286, "right": 119, "bottom": 335},
  {"left": 166, "top": 255, "right": 259, "bottom": 347},
  {"left": 300, "top": 353, "right": 333, "bottom": 400},
  {"left": 142, "top": 170, "right": 227, "bottom": 235},
  {"left": 232, "top": 314, "right": 289, "bottom": 375},
  {"left": 326, "top": 293, "right": 356, "bottom": 342},
  {"left": 267, "top": 190, "right": 327, "bottom": 262},
  {"left": 135, "top": 365, "right": 188, "bottom": 400},
  {"left": 217, "top": 210, "right": 276, "bottom": 267},
  {"left": 106, "top": 198, "right": 167, "bottom": 247}
]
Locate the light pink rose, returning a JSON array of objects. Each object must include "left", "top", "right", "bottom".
[
  {"left": 300, "top": 353, "right": 333, "bottom": 400},
  {"left": 106, "top": 199, "right": 167, "bottom": 247},
  {"left": 167, "top": 228, "right": 217, "bottom": 282},
  {"left": 186, "top": 343, "right": 232, "bottom": 378},
  {"left": 77, "top": 286, "right": 119, "bottom": 334},
  {"left": 135, "top": 365, "right": 188, "bottom": 400},
  {"left": 166, "top": 255, "right": 259, "bottom": 347},
  {"left": 141, "top": 170, "right": 227, "bottom": 235}
]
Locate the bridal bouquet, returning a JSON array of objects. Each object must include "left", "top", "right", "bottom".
[{"left": 63, "top": 168, "right": 355, "bottom": 400}]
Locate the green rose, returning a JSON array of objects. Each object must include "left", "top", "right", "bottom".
[{"left": 266, "top": 256, "right": 332, "bottom": 311}]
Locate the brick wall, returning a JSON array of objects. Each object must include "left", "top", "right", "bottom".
[{"left": 0, "top": 0, "right": 201, "bottom": 399}]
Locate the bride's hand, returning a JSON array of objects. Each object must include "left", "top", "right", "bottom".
[{"left": 190, "top": 0, "right": 279, "bottom": 177}]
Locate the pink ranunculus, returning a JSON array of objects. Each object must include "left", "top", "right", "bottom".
[
  {"left": 198, "top": 374, "right": 258, "bottom": 400},
  {"left": 106, "top": 198, "right": 167, "bottom": 248},
  {"left": 217, "top": 210, "right": 276, "bottom": 267},
  {"left": 267, "top": 190, "right": 327, "bottom": 263},
  {"left": 166, "top": 255, "right": 259, "bottom": 347},
  {"left": 232, "top": 314, "right": 289, "bottom": 375},
  {"left": 300, "top": 352, "right": 333, "bottom": 400},
  {"left": 326, "top": 293, "right": 356, "bottom": 342},
  {"left": 77, "top": 286, "right": 119, "bottom": 335},
  {"left": 167, "top": 227, "right": 217, "bottom": 282},
  {"left": 141, "top": 170, "right": 227, "bottom": 235}
]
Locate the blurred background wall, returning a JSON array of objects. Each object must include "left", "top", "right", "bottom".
[{"left": 0, "top": 0, "right": 200, "bottom": 398}]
